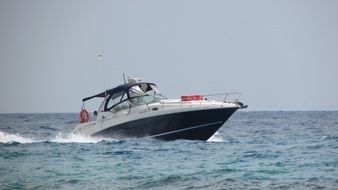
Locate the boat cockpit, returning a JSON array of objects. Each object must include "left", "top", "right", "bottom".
[{"left": 88, "top": 83, "right": 166, "bottom": 114}]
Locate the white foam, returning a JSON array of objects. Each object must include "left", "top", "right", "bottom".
[
  {"left": 0, "top": 131, "right": 37, "bottom": 144},
  {"left": 1, "top": 130, "right": 221, "bottom": 144},
  {"left": 207, "top": 132, "right": 225, "bottom": 142},
  {"left": 0, "top": 130, "right": 115, "bottom": 144},
  {"left": 49, "top": 132, "right": 106, "bottom": 144}
]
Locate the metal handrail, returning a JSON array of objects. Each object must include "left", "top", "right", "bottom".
[
  {"left": 201, "top": 92, "right": 242, "bottom": 102},
  {"left": 162, "top": 92, "right": 243, "bottom": 110},
  {"left": 104, "top": 92, "right": 244, "bottom": 114}
]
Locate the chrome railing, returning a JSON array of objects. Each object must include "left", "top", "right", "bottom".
[
  {"left": 171, "top": 92, "right": 243, "bottom": 108},
  {"left": 201, "top": 92, "right": 242, "bottom": 102},
  {"left": 109, "top": 92, "right": 244, "bottom": 112}
]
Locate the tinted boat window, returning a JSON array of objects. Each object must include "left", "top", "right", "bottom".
[
  {"left": 111, "top": 100, "right": 133, "bottom": 113},
  {"left": 105, "top": 91, "right": 124, "bottom": 111}
]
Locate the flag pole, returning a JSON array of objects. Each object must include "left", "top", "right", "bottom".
[{"left": 96, "top": 50, "right": 106, "bottom": 97}]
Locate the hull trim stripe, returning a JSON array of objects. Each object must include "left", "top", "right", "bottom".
[{"left": 148, "top": 121, "right": 224, "bottom": 138}]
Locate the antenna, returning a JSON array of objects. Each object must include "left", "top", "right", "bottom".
[{"left": 122, "top": 73, "right": 127, "bottom": 84}]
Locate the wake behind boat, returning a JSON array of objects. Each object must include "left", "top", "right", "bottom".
[{"left": 73, "top": 78, "right": 247, "bottom": 141}]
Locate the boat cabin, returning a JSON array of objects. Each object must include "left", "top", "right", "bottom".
[{"left": 82, "top": 82, "right": 165, "bottom": 113}]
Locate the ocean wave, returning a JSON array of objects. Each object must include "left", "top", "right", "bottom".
[
  {"left": 0, "top": 131, "right": 36, "bottom": 144},
  {"left": 0, "top": 130, "right": 116, "bottom": 144},
  {"left": 322, "top": 135, "right": 338, "bottom": 140},
  {"left": 39, "top": 125, "right": 58, "bottom": 131}
]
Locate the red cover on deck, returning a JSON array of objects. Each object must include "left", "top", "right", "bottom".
[{"left": 181, "top": 95, "right": 204, "bottom": 101}]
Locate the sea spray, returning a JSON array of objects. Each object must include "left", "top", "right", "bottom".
[
  {"left": 50, "top": 132, "right": 117, "bottom": 144},
  {"left": 0, "top": 131, "right": 37, "bottom": 144},
  {"left": 0, "top": 130, "right": 117, "bottom": 144},
  {"left": 207, "top": 132, "right": 225, "bottom": 142}
]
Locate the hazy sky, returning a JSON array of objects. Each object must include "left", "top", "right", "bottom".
[{"left": 1, "top": 0, "right": 338, "bottom": 113}]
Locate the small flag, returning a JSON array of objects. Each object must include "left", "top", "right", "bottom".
[{"left": 96, "top": 51, "right": 104, "bottom": 60}]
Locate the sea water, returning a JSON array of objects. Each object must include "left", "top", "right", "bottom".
[{"left": 0, "top": 111, "right": 337, "bottom": 189}]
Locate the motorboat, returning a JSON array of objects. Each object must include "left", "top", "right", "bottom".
[{"left": 73, "top": 78, "right": 247, "bottom": 141}]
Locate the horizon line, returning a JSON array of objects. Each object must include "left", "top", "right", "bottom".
[{"left": 1, "top": 109, "right": 338, "bottom": 114}]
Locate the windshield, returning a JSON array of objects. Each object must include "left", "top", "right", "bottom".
[
  {"left": 102, "top": 83, "right": 166, "bottom": 113},
  {"left": 147, "top": 84, "right": 166, "bottom": 99},
  {"left": 129, "top": 85, "right": 147, "bottom": 98},
  {"left": 128, "top": 84, "right": 165, "bottom": 106}
]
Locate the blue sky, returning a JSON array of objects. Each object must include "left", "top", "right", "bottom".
[{"left": 1, "top": 0, "right": 338, "bottom": 113}]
